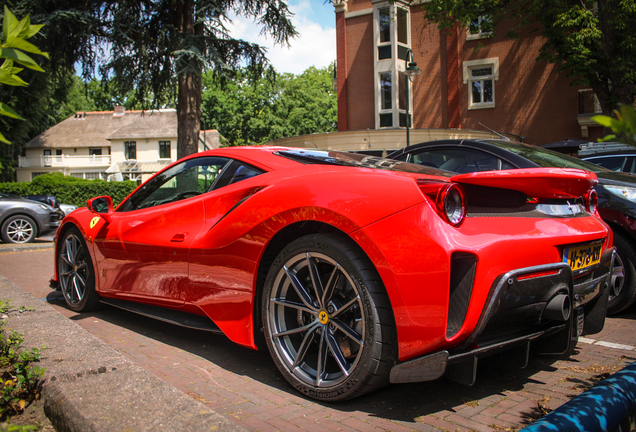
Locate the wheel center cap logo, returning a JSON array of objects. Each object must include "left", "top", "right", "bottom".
[{"left": 318, "top": 311, "right": 329, "bottom": 325}]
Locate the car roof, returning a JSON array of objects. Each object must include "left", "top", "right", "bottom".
[
  {"left": 582, "top": 150, "right": 636, "bottom": 158},
  {"left": 388, "top": 138, "right": 636, "bottom": 187}
]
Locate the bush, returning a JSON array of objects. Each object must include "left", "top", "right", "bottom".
[{"left": 0, "top": 173, "right": 137, "bottom": 207}]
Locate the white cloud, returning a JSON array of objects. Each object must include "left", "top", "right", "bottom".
[{"left": 225, "top": 2, "right": 336, "bottom": 75}]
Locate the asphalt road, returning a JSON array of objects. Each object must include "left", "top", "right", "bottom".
[{"left": 1, "top": 246, "right": 635, "bottom": 432}]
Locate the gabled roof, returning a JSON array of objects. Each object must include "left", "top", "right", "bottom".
[
  {"left": 107, "top": 109, "right": 177, "bottom": 140},
  {"left": 24, "top": 109, "right": 178, "bottom": 149}
]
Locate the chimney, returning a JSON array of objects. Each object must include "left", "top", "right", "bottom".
[{"left": 114, "top": 106, "right": 125, "bottom": 116}]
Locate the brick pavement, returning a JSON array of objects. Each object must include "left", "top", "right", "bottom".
[{"left": 1, "top": 248, "right": 635, "bottom": 432}]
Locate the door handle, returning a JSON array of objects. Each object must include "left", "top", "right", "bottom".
[{"left": 171, "top": 233, "right": 186, "bottom": 242}]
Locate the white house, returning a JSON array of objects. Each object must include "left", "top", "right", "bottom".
[{"left": 17, "top": 107, "right": 221, "bottom": 183}]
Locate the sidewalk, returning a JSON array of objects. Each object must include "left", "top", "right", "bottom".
[{"left": 0, "top": 273, "right": 245, "bottom": 432}]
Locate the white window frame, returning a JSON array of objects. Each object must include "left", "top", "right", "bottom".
[
  {"left": 373, "top": 1, "right": 412, "bottom": 129},
  {"left": 463, "top": 58, "right": 499, "bottom": 110},
  {"left": 466, "top": 15, "right": 493, "bottom": 40}
]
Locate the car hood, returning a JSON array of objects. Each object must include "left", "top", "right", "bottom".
[{"left": 451, "top": 167, "right": 598, "bottom": 199}]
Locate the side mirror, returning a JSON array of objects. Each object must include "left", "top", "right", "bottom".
[{"left": 87, "top": 196, "right": 113, "bottom": 223}]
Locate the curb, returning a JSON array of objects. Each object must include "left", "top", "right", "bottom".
[
  {"left": 0, "top": 274, "right": 245, "bottom": 431},
  {"left": 0, "top": 238, "right": 54, "bottom": 254}
]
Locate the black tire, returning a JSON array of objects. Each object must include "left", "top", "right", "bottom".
[
  {"left": 1, "top": 215, "right": 37, "bottom": 244},
  {"left": 262, "top": 233, "right": 397, "bottom": 401},
  {"left": 607, "top": 231, "right": 636, "bottom": 315},
  {"left": 57, "top": 227, "right": 100, "bottom": 312}
]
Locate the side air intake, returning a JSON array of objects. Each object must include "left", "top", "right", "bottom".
[{"left": 447, "top": 252, "right": 477, "bottom": 338}]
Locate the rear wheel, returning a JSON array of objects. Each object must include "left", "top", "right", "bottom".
[
  {"left": 607, "top": 232, "right": 636, "bottom": 315},
  {"left": 57, "top": 227, "right": 100, "bottom": 312},
  {"left": 1, "top": 215, "right": 37, "bottom": 244},
  {"left": 262, "top": 233, "right": 397, "bottom": 401}
]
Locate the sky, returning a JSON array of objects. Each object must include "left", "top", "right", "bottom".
[{"left": 226, "top": 1, "right": 336, "bottom": 75}]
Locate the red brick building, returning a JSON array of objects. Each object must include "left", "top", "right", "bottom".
[{"left": 333, "top": 0, "right": 603, "bottom": 146}]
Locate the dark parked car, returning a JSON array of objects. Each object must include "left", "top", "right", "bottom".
[
  {"left": 389, "top": 139, "right": 636, "bottom": 314},
  {"left": 0, "top": 193, "right": 62, "bottom": 243},
  {"left": 582, "top": 150, "right": 636, "bottom": 174}
]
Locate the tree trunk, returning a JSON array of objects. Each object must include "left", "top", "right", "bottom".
[
  {"left": 176, "top": 0, "right": 202, "bottom": 159},
  {"left": 177, "top": 73, "right": 202, "bottom": 159}
]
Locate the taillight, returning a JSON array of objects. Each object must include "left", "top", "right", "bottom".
[
  {"left": 417, "top": 179, "right": 467, "bottom": 226},
  {"left": 438, "top": 184, "right": 467, "bottom": 226},
  {"left": 585, "top": 189, "right": 598, "bottom": 215}
]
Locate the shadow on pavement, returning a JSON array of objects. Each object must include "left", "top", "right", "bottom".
[{"left": 47, "top": 299, "right": 614, "bottom": 426}]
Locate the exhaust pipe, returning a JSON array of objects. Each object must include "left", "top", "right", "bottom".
[{"left": 543, "top": 294, "right": 571, "bottom": 322}]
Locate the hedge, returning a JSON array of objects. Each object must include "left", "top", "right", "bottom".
[{"left": 0, "top": 173, "right": 138, "bottom": 207}]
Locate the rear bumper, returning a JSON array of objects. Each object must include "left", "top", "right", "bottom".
[{"left": 390, "top": 246, "right": 614, "bottom": 385}]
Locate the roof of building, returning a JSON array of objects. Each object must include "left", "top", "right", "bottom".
[
  {"left": 24, "top": 108, "right": 181, "bottom": 149},
  {"left": 107, "top": 109, "right": 178, "bottom": 140}
]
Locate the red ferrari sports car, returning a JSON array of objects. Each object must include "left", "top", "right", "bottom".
[{"left": 51, "top": 146, "right": 614, "bottom": 401}]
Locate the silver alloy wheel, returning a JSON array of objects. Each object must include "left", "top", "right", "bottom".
[
  {"left": 609, "top": 252, "right": 626, "bottom": 303},
  {"left": 5, "top": 217, "right": 34, "bottom": 243},
  {"left": 58, "top": 233, "right": 89, "bottom": 306},
  {"left": 268, "top": 251, "right": 365, "bottom": 388}
]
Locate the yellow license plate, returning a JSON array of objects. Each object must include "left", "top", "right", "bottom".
[{"left": 563, "top": 243, "right": 603, "bottom": 271}]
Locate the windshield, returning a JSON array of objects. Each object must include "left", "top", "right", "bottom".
[
  {"left": 485, "top": 140, "right": 610, "bottom": 172},
  {"left": 275, "top": 149, "right": 453, "bottom": 177}
]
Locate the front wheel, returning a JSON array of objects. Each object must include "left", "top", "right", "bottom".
[
  {"left": 57, "top": 227, "right": 100, "bottom": 312},
  {"left": 262, "top": 233, "right": 397, "bottom": 401},
  {"left": 1, "top": 215, "right": 37, "bottom": 244}
]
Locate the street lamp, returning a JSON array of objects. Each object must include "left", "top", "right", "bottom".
[{"left": 402, "top": 48, "right": 422, "bottom": 147}]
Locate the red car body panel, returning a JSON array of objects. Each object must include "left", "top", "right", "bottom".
[{"left": 53, "top": 147, "right": 611, "bottom": 362}]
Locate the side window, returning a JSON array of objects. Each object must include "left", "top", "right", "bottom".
[
  {"left": 624, "top": 156, "right": 636, "bottom": 173},
  {"left": 588, "top": 156, "right": 624, "bottom": 172},
  {"left": 119, "top": 157, "right": 231, "bottom": 211},
  {"left": 213, "top": 161, "right": 264, "bottom": 190}
]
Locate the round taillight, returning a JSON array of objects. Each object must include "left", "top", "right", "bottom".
[
  {"left": 437, "top": 184, "right": 466, "bottom": 226},
  {"left": 586, "top": 189, "right": 598, "bottom": 214}
]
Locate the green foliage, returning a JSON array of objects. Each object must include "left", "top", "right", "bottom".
[
  {"left": 0, "top": 173, "right": 137, "bottom": 207},
  {"left": 421, "top": 0, "right": 636, "bottom": 113},
  {"left": 593, "top": 104, "right": 636, "bottom": 147},
  {"left": 202, "top": 65, "right": 337, "bottom": 146},
  {"left": 0, "top": 6, "right": 48, "bottom": 144},
  {"left": 0, "top": 299, "right": 44, "bottom": 420}
]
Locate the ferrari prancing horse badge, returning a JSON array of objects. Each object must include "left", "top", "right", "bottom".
[{"left": 90, "top": 217, "right": 100, "bottom": 229}]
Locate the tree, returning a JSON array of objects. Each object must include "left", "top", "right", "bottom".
[
  {"left": 201, "top": 64, "right": 337, "bottom": 146},
  {"left": 102, "top": 0, "right": 297, "bottom": 158},
  {"left": 421, "top": 0, "right": 636, "bottom": 115},
  {"left": 0, "top": 6, "right": 48, "bottom": 144}
]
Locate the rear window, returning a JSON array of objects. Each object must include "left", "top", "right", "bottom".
[{"left": 275, "top": 149, "right": 453, "bottom": 177}]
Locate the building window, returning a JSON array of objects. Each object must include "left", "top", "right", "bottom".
[
  {"left": 89, "top": 148, "right": 102, "bottom": 156},
  {"left": 125, "top": 141, "right": 137, "bottom": 160},
  {"left": 374, "top": 3, "right": 413, "bottom": 130},
  {"left": 159, "top": 141, "right": 171, "bottom": 159},
  {"left": 85, "top": 172, "right": 100, "bottom": 180},
  {"left": 463, "top": 58, "right": 499, "bottom": 110},
  {"left": 467, "top": 15, "right": 493, "bottom": 40},
  {"left": 379, "top": 72, "right": 393, "bottom": 127},
  {"left": 378, "top": 7, "right": 391, "bottom": 60},
  {"left": 31, "top": 172, "right": 46, "bottom": 180},
  {"left": 71, "top": 173, "right": 83, "bottom": 179}
]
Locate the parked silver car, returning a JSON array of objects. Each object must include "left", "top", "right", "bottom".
[{"left": 0, "top": 193, "right": 62, "bottom": 243}]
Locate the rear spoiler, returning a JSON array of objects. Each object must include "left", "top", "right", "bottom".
[{"left": 451, "top": 168, "right": 598, "bottom": 199}]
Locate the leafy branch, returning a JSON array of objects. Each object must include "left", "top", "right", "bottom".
[
  {"left": 0, "top": 6, "right": 48, "bottom": 144},
  {"left": 592, "top": 104, "right": 636, "bottom": 147}
]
